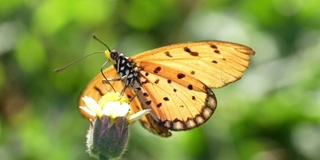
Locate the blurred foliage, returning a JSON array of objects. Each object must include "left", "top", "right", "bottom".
[{"left": 0, "top": 0, "right": 319, "bottom": 159}]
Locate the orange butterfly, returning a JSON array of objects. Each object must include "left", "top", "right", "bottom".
[{"left": 79, "top": 40, "right": 255, "bottom": 137}]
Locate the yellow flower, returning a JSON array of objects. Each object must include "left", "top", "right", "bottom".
[{"left": 80, "top": 92, "right": 150, "bottom": 123}]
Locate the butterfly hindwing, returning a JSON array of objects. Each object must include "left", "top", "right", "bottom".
[
  {"left": 135, "top": 70, "right": 217, "bottom": 130},
  {"left": 79, "top": 67, "right": 172, "bottom": 137}
]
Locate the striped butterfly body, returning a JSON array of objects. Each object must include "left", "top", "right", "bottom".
[{"left": 79, "top": 41, "right": 255, "bottom": 137}]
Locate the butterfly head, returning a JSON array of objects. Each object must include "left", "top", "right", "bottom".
[{"left": 105, "top": 49, "right": 120, "bottom": 64}]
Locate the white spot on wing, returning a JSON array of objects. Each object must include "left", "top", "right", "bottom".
[
  {"left": 164, "top": 121, "right": 171, "bottom": 128},
  {"left": 195, "top": 116, "right": 204, "bottom": 124},
  {"left": 202, "top": 108, "right": 213, "bottom": 119},
  {"left": 173, "top": 121, "right": 184, "bottom": 130},
  {"left": 186, "top": 119, "right": 196, "bottom": 128}
]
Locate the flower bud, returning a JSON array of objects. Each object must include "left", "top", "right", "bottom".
[{"left": 87, "top": 115, "right": 128, "bottom": 159}]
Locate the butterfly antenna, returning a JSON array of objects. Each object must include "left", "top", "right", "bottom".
[
  {"left": 54, "top": 51, "right": 104, "bottom": 72},
  {"left": 92, "top": 35, "right": 112, "bottom": 52},
  {"left": 55, "top": 35, "right": 111, "bottom": 73}
]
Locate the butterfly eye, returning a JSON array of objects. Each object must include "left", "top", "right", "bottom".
[{"left": 110, "top": 50, "right": 119, "bottom": 60}]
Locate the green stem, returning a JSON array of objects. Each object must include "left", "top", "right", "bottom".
[{"left": 98, "top": 154, "right": 110, "bottom": 160}]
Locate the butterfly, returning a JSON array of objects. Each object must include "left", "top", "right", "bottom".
[{"left": 79, "top": 40, "right": 255, "bottom": 137}]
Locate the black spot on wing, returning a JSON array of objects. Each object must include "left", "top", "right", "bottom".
[
  {"left": 184, "top": 47, "right": 199, "bottom": 56},
  {"left": 141, "top": 79, "right": 148, "bottom": 85},
  {"left": 164, "top": 51, "right": 172, "bottom": 57},
  {"left": 143, "top": 92, "right": 149, "bottom": 97},
  {"left": 94, "top": 86, "right": 103, "bottom": 96},
  {"left": 210, "top": 45, "right": 217, "bottom": 49},
  {"left": 209, "top": 44, "right": 220, "bottom": 54},
  {"left": 154, "top": 67, "right": 161, "bottom": 74},
  {"left": 177, "top": 73, "right": 185, "bottom": 79},
  {"left": 146, "top": 100, "right": 152, "bottom": 105}
]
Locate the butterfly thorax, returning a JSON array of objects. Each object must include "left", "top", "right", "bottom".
[{"left": 109, "top": 50, "right": 138, "bottom": 88}]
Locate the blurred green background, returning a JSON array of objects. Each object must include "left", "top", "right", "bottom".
[{"left": 0, "top": 0, "right": 319, "bottom": 159}]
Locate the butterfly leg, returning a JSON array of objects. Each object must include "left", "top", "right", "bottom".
[
  {"left": 101, "top": 79, "right": 115, "bottom": 92},
  {"left": 128, "top": 93, "right": 137, "bottom": 103},
  {"left": 102, "top": 75, "right": 129, "bottom": 96},
  {"left": 101, "top": 77, "right": 124, "bottom": 92}
]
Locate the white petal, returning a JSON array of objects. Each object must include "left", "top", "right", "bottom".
[
  {"left": 115, "top": 104, "right": 130, "bottom": 117},
  {"left": 128, "top": 109, "right": 151, "bottom": 123},
  {"left": 79, "top": 106, "right": 96, "bottom": 117},
  {"left": 102, "top": 101, "right": 117, "bottom": 116},
  {"left": 82, "top": 96, "right": 102, "bottom": 115},
  {"left": 102, "top": 102, "right": 129, "bottom": 117}
]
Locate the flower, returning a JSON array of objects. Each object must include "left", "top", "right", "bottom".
[{"left": 79, "top": 92, "right": 150, "bottom": 159}]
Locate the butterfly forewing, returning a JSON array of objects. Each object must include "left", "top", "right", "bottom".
[{"left": 131, "top": 41, "right": 255, "bottom": 88}]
